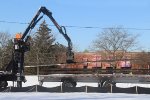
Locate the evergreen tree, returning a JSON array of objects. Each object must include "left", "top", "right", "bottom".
[
  {"left": 34, "top": 20, "right": 55, "bottom": 53},
  {"left": 25, "top": 20, "right": 55, "bottom": 65}
]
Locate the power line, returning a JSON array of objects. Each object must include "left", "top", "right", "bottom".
[
  {"left": 0, "top": 20, "right": 28, "bottom": 25},
  {"left": 0, "top": 20, "right": 150, "bottom": 31}
]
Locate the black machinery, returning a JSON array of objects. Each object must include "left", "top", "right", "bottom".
[{"left": 0, "top": 6, "right": 74, "bottom": 88}]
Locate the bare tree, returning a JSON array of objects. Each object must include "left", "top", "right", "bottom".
[
  {"left": 93, "top": 26, "right": 138, "bottom": 69},
  {"left": 0, "top": 32, "right": 10, "bottom": 48},
  {"left": 0, "top": 32, "right": 12, "bottom": 70}
]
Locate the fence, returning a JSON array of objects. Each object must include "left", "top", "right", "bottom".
[{"left": 0, "top": 85, "right": 150, "bottom": 94}]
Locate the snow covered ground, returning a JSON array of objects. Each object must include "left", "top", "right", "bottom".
[
  {"left": 7, "top": 75, "right": 150, "bottom": 88},
  {"left": 0, "top": 93, "right": 150, "bottom": 100}
]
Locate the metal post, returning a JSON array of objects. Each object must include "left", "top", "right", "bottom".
[
  {"left": 36, "top": 85, "right": 37, "bottom": 92},
  {"left": 36, "top": 53, "right": 39, "bottom": 75},
  {"left": 85, "top": 85, "right": 87, "bottom": 93},
  {"left": 61, "top": 84, "right": 63, "bottom": 92},
  {"left": 136, "top": 86, "right": 138, "bottom": 94},
  {"left": 110, "top": 84, "right": 113, "bottom": 93}
]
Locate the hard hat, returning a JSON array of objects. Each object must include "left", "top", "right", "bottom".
[{"left": 15, "top": 33, "right": 22, "bottom": 39}]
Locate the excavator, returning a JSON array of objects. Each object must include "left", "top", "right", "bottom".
[{"left": 0, "top": 6, "right": 74, "bottom": 88}]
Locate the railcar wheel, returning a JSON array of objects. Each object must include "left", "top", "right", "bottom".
[
  {"left": 0, "top": 81, "right": 8, "bottom": 88},
  {"left": 102, "top": 81, "right": 112, "bottom": 87},
  {"left": 102, "top": 80, "right": 116, "bottom": 87},
  {"left": 62, "top": 80, "right": 77, "bottom": 87}
]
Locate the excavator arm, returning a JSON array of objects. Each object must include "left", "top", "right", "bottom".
[{"left": 22, "top": 6, "right": 74, "bottom": 63}]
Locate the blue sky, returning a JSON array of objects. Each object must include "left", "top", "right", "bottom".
[{"left": 0, "top": 0, "right": 150, "bottom": 51}]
